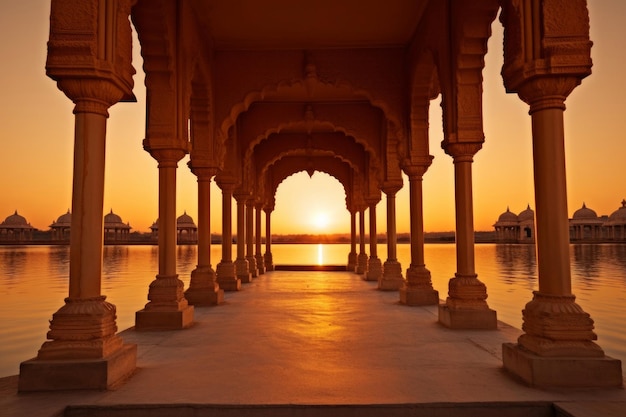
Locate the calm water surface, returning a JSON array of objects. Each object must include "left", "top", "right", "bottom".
[{"left": 0, "top": 243, "right": 624, "bottom": 377}]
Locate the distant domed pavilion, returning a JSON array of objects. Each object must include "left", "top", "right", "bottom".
[
  {"left": 49, "top": 210, "right": 72, "bottom": 242},
  {"left": 150, "top": 211, "right": 198, "bottom": 244},
  {"left": 0, "top": 210, "right": 35, "bottom": 242},
  {"left": 607, "top": 200, "right": 626, "bottom": 240},
  {"left": 493, "top": 205, "right": 535, "bottom": 243},
  {"left": 569, "top": 203, "right": 605, "bottom": 241},
  {"left": 104, "top": 209, "right": 132, "bottom": 243}
]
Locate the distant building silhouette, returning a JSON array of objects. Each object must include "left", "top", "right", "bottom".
[
  {"left": 0, "top": 210, "right": 35, "bottom": 242},
  {"left": 494, "top": 200, "right": 626, "bottom": 243},
  {"left": 150, "top": 211, "right": 198, "bottom": 244},
  {"left": 50, "top": 209, "right": 71, "bottom": 242},
  {"left": 104, "top": 209, "right": 132, "bottom": 243},
  {"left": 569, "top": 200, "right": 626, "bottom": 241},
  {"left": 493, "top": 205, "right": 535, "bottom": 243},
  {"left": 49, "top": 209, "right": 132, "bottom": 243}
]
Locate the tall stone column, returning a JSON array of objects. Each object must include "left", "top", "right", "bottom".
[
  {"left": 246, "top": 199, "right": 258, "bottom": 278},
  {"left": 438, "top": 143, "right": 496, "bottom": 329},
  {"left": 264, "top": 208, "right": 275, "bottom": 271},
  {"left": 379, "top": 184, "right": 404, "bottom": 290},
  {"left": 255, "top": 203, "right": 266, "bottom": 274},
  {"left": 184, "top": 165, "right": 223, "bottom": 306},
  {"left": 234, "top": 192, "right": 252, "bottom": 283},
  {"left": 135, "top": 148, "right": 194, "bottom": 330},
  {"left": 365, "top": 201, "right": 382, "bottom": 281},
  {"left": 400, "top": 162, "right": 439, "bottom": 305},
  {"left": 216, "top": 180, "right": 241, "bottom": 291},
  {"left": 347, "top": 210, "right": 357, "bottom": 271},
  {"left": 356, "top": 208, "right": 368, "bottom": 274},
  {"left": 19, "top": 79, "right": 136, "bottom": 391},
  {"left": 19, "top": 0, "right": 138, "bottom": 391},
  {"left": 497, "top": 0, "right": 621, "bottom": 388},
  {"left": 501, "top": 77, "right": 622, "bottom": 387}
]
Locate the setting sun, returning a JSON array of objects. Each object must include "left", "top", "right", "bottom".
[{"left": 311, "top": 212, "right": 330, "bottom": 230}]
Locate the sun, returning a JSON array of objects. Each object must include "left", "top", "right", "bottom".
[{"left": 311, "top": 212, "right": 330, "bottom": 230}]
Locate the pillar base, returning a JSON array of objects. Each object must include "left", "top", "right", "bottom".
[
  {"left": 356, "top": 253, "right": 368, "bottom": 274},
  {"left": 247, "top": 256, "right": 258, "bottom": 278},
  {"left": 264, "top": 252, "right": 274, "bottom": 272},
  {"left": 364, "top": 257, "right": 382, "bottom": 281},
  {"left": 256, "top": 254, "right": 265, "bottom": 274},
  {"left": 216, "top": 261, "right": 241, "bottom": 291},
  {"left": 378, "top": 260, "right": 403, "bottom": 290},
  {"left": 217, "top": 277, "right": 242, "bottom": 291},
  {"left": 184, "top": 287, "right": 224, "bottom": 306},
  {"left": 347, "top": 251, "right": 357, "bottom": 272},
  {"left": 135, "top": 305, "right": 194, "bottom": 331},
  {"left": 438, "top": 304, "right": 497, "bottom": 329},
  {"left": 18, "top": 344, "right": 137, "bottom": 392},
  {"left": 400, "top": 286, "right": 439, "bottom": 306},
  {"left": 238, "top": 272, "right": 253, "bottom": 283},
  {"left": 502, "top": 342, "right": 623, "bottom": 388},
  {"left": 235, "top": 259, "right": 252, "bottom": 283}
]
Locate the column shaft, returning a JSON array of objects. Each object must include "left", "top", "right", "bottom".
[
  {"left": 158, "top": 162, "right": 178, "bottom": 277},
  {"left": 379, "top": 189, "right": 403, "bottom": 289},
  {"left": 453, "top": 160, "right": 475, "bottom": 277},
  {"left": 264, "top": 210, "right": 274, "bottom": 271},
  {"left": 531, "top": 108, "right": 572, "bottom": 295},
  {"left": 68, "top": 112, "right": 107, "bottom": 298}
]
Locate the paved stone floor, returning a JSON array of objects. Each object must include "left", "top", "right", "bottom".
[{"left": 1, "top": 270, "right": 624, "bottom": 416}]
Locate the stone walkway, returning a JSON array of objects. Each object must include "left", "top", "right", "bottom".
[{"left": 1, "top": 270, "right": 624, "bottom": 416}]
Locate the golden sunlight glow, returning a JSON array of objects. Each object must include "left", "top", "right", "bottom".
[
  {"left": 317, "top": 243, "right": 323, "bottom": 265},
  {"left": 311, "top": 212, "right": 330, "bottom": 230}
]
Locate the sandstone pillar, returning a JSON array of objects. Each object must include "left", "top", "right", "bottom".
[
  {"left": 497, "top": 0, "right": 622, "bottom": 387},
  {"left": 20, "top": 79, "right": 136, "bottom": 391},
  {"left": 264, "top": 208, "right": 274, "bottom": 271},
  {"left": 135, "top": 148, "right": 194, "bottom": 330},
  {"left": 184, "top": 165, "right": 223, "bottom": 306},
  {"left": 365, "top": 201, "right": 382, "bottom": 281},
  {"left": 19, "top": 0, "right": 138, "bottom": 391},
  {"left": 234, "top": 192, "right": 252, "bottom": 283},
  {"left": 255, "top": 203, "right": 266, "bottom": 274},
  {"left": 347, "top": 210, "right": 357, "bottom": 271},
  {"left": 379, "top": 184, "right": 404, "bottom": 290},
  {"left": 501, "top": 78, "right": 623, "bottom": 387},
  {"left": 356, "top": 208, "right": 368, "bottom": 274},
  {"left": 400, "top": 162, "right": 439, "bottom": 305},
  {"left": 438, "top": 143, "right": 496, "bottom": 329},
  {"left": 246, "top": 199, "right": 258, "bottom": 277},
  {"left": 216, "top": 180, "right": 241, "bottom": 290}
]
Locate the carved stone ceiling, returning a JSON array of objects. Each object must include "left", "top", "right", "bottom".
[{"left": 190, "top": 0, "right": 430, "bottom": 49}]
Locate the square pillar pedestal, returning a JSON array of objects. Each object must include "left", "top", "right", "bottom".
[
  {"left": 135, "top": 305, "right": 194, "bottom": 331},
  {"left": 438, "top": 304, "right": 497, "bottom": 330},
  {"left": 502, "top": 343, "right": 623, "bottom": 388},
  {"left": 18, "top": 344, "right": 137, "bottom": 391},
  {"left": 400, "top": 288, "right": 439, "bottom": 306}
]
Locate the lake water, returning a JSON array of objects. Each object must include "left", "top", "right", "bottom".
[{"left": 1, "top": 243, "right": 624, "bottom": 378}]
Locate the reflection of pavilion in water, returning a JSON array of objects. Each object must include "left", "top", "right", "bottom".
[{"left": 17, "top": 0, "right": 622, "bottom": 393}]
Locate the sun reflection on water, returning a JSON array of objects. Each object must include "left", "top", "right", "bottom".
[{"left": 317, "top": 243, "right": 323, "bottom": 265}]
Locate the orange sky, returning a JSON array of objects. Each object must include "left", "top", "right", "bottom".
[{"left": 0, "top": 1, "right": 624, "bottom": 235}]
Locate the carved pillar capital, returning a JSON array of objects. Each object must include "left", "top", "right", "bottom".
[
  {"left": 382, "top": 181, "right": 403, "bottom": 197},
  {"left": 402, "top": 157, "right": 433, "bottom": 179},
  {"left": 515, "top": 76, "right": 582, "bottom": 114},
  {"left": 147, "top": 148, "right": 187, "bottom": 168},
  {"left": 443, "top": 142, "right": 483, "bottom": 163},
  {"left": 57, "top": 78, "right": 127, "bottom": 117},
  {"left": 187, "top": 159, "right": 218, "bottom": 180}
]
